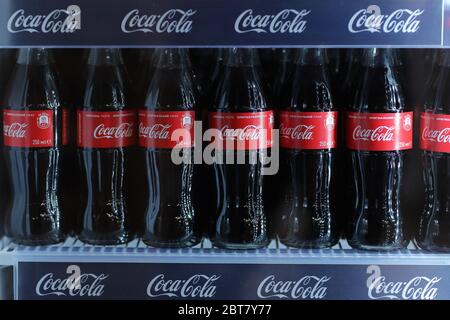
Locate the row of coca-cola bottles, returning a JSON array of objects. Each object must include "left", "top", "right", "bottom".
[{"left": 0, "top": 47, "right": 447, "bottom": 252}]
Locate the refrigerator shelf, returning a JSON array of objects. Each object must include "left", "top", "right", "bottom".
[
  {"left": 1, "top": 238, "right": 450, "bottom": 300},
  {"left": 0, "top": 237, "right": 447, "bottom": 265}
]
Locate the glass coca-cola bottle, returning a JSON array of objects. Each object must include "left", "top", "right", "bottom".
[
  {"left": 3, "top": 48, "right": 67, "bottom": 245},
  {"left": 139, "top": 48, "right": 200, "bottom": 248},
  {"left": 418, "top": 50, "right": 450, "bottom": 251},
  {"left": 268, "top": 48, "right": 297, "bottom": 239},
  {"left": 276, "top": 48, "right": 339, "bottom": 248},
  {"left": 208, "top": 48, "right": 273, "bottom": 249},
  {"left": 0, "top": 49, "right": 17, "bottom": 239},
  {"left": 76, "top": 48, "right": 137, "bottom": 245},
  {"left": 346, "top": 48, "right": 412, "bottom": 250}
]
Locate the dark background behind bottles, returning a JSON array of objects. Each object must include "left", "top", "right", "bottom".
[{"left": 0, "top": 48, "right": 434, "bottom": 243}]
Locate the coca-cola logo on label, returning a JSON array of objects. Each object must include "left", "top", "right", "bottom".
[
  {"left": 146, "top": 274, "right": 220, "bottom": 298},
  {"left": 348, "top": 5, "right": 423, "bottom": 34},
  {"left": 93, "top": 123, "right": 134, "bottom": 139},
  {"left": 257, "top": 275, "right": 330, "bottom": 299},
  {"left": 280, "top": 124, "right": 315, "bottom": 141},
  {"left": 3, "top": 123, "right": 28, "bottom": 138},
  {"left": 35, "top": 273, "right": 108, "bottom": 297},
  {"left": 352, "top": 125, "right": 394, "bottom": 142},
  {"left": 220, "top": 125, "right": 264, "bottom": 141},
  {"left": 121, "top": 9, "right": 196, "bottom": 33},
  {"left": 422, "top": 127, "right": 450, "bottom": 144},
  {"left": 7, "top": 5, "right": 81, "bottom": 34},
  {"left": 139, "top": 123, "right": 171, "bottom": 140},
  {"left": 234, "top": 9, "right": 310, "bottom": 34}
]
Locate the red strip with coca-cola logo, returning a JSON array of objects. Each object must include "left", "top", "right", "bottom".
[
  {"left": 77, "top": 110, "right": 136, "bottom": 148},
  {"left": 420, "top": 112, "right": 450, "bottom": 153},
  {"left": 138, "top": 110, "right": 195, "bottom": 149},
  {"left": 346, "top": 112, "right": 413, "bottom": 151},
  {"left": 208, "top": 111, "right": 274, "bottom": 150},
  {"left": 279, "top": 111, "right": 338, "bottom": 149},
  {"left": 3, "top": 109, "right": 54, "bottom": 148}
]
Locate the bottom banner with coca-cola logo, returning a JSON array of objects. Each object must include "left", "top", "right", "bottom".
[{"left": 17, "top": 262, "right": 450, "bottom": 300}]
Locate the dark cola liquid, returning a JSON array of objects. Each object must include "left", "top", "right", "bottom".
[
  {"left": 418, "top": 50, "right": 450, "bottom": 252},
  {"left": 268, "top": 48, "right": 297, "bottom": 240},
  {"left": 0, "top": 49, "right": 17, "bottom": 238},
  {"left": 53, "top": 49, "right": 87, "bottom": 237},
  {"left": 209, "top": 48, "right": 270, "bottom": 249},
  {"left": 276, "top": 49, "right": 338, "bottom": 248},
  {"left": 140, "top": 49, "right": 200, "bottom": 248},
  {"left": 212, "top": 152, "right": 268, "bottom": 249},
  {"left": 77, "top": 49, "right": 136, "bottom": 245},
  {"left": 346, "top": 49, "right": 409, "bottom": 250},
  {"left": 3, "top": 49, "right": 67, "bottom": 245},
  {"left": 420, "top": 152, "right": 450, "bottom": 251}
]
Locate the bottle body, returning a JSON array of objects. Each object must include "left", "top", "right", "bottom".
[
  {"left": 417, "top": 151, "right": 450, "bottom": 251},
  {"left": 140, "top": 48, "right": 200, "bottom": 248},
  {"left": 209, "top": 48, "right": 272, "bottom": 249},
  {"left": 0, "top": 49, "right": 17, "bottom": 239},
  {"left": 418, "top": 50, "right": 450, "bottom": 252},
  {"left": 346, "top": 49, "right": 411, "bottom": 250},
  {"left": 3, "top": 48, "right": 67, "bottom": 245},
  {"left": 276, "top": 49, "right": 339, "bottom": 248},
  {"left": 77, "top": 49, "right": 136, "bottom": 245}
]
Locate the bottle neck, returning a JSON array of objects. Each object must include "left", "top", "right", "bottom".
[
  {"left": 224, "top": 48, "right": 258, "bottom": 67},
  {"left": 17, "top": 48, "right": 51, "bottom": 66},
  {"left": 296, "top": 48, "right": 327, "bottom": 66},
  {"left": 345, "top": 49, "right": 362, "bottom": 66},
  {"left": 438, "top": 50, "right": 450, "bottom": 67},
  {"left": 87, "top": 48, "right": 123, "bottom": 66},
  {"left": 215, "top": 48, "right": 225, "bottom": 64},
  {"left": 361, "top": 48, "right": 397, "bottom": 68},
  {"left": 153, "top": 48, "right": 190, "bottom": 69}
]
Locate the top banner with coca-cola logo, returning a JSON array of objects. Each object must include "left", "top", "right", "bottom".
[{"left": 0, "top": 0, "right": 444, "bottom": 46}]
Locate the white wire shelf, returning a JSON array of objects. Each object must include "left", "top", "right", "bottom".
[{"left": 1, "top": 237, "right": 449, "bottom": 266}]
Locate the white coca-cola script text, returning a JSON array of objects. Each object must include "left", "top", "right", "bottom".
[
  {"left": 235, "top": 9, "right": 310, "bottom": 34},
  {"left": 35, "top": 273, "right": 108, "bottom": 297},
  {"left": 348, "top": 5, "right": 423, "bottom": 33},
  {"left": 257, "top": 275, "right": 330, "bottom": 299},
  {"left": 147, "top": 274, "right": 220, "bottom": 298},
  {"left": 93, "top": 123, "right": 134, "bottom": 139},
  {"left": 8, "top": 6, "right": 81, "bottom": 33},
  {"left": 121, "top": 9, "right": 196, "bottom": 33}
]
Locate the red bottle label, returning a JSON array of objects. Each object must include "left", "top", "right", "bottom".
[
  {"left": 3, "top": 109, "right": 54, "bottom": 148},
  {"left": 420, "top": 112, "right": 450, "bottom": 153},
  {"left": 77, "top": 110, "right": 137, "bottom": 148},
  {"left": 279, "top": 111, "right": 338, "bottom": 149},
  {"left": 346, "top": 112, "right": 413, "bottom": 151},
  {"left": 208, "top": 111, "right": 274, "bottom": 150},
  {"left": 138, "top": 110, "right": 195, "bottom": 149}
]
